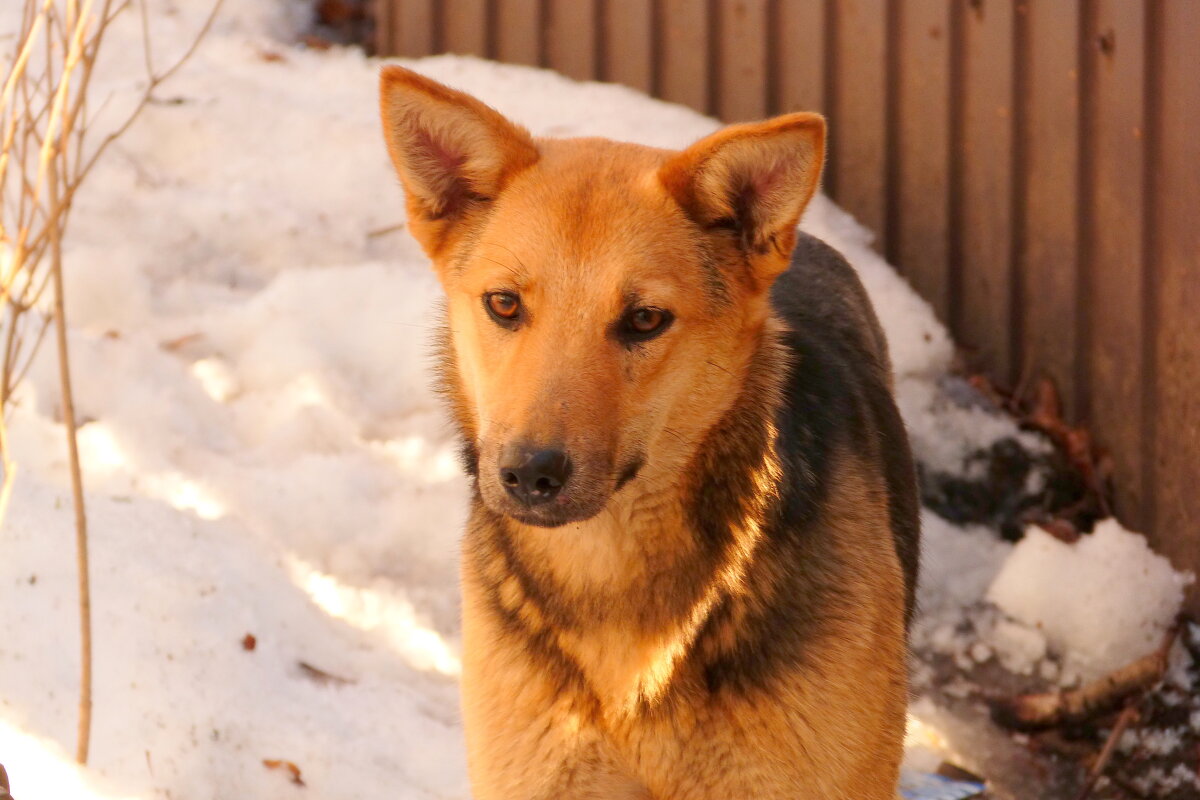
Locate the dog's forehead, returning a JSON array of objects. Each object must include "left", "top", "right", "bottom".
[{"left": 469, "top": 138, "right": 709, "bottom": 295}]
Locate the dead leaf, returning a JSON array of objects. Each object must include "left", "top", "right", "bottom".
[
  {"left": 300, "top": 34, "right": 333, "bottom": 51},
  {"left": 159, "top": 332, "right": 203, "bottom": 352},
  {"left": 1035, "top": 518, "right": 1080, "bottom": 544},
  {"left": 263, "top": 758, "right": 306, "bottom": 787}
]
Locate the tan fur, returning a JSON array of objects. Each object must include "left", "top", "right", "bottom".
[{"left": 379, "top": 65, "right": 911, "bottom": 799}]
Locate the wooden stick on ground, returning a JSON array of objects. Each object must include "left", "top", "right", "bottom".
[{"left": 991, "top": 625, "right": 1178, "bottom": 732}]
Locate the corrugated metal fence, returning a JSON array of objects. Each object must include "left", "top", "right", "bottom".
[{"left": 372, "top": 0, "right": 1200, "bottom": 611}]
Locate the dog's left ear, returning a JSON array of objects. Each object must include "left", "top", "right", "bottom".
[
  {"left": 659, "top": 113, "right": 825, "bottom": 285},
  {"left": 379, "top": 65, "right": 539, "bottom": 258}
]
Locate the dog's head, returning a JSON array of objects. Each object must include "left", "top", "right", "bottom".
[{"left": 380, "top": 66, "right": 824, "bottom": 528}]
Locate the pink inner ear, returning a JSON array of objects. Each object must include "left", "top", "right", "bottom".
[
  {"left": 413, "top": 126, "right": 468, "bottom": 181},
  {"left": 409, "top": 126, "right": 478, "bottom": 216},
  {"left": 749, "top": 158, "right": 789, "bottom": 201}
]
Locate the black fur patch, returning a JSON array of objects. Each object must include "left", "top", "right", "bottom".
[
  {"left": 774, "top": 233, "right": 920, "bottom": 616},
  {"left": 698, "top": 234, "right": 920, "bottom": 691}
]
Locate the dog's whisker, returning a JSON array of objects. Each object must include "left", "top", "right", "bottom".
[
  {"left": 660, "top": 427, "right": 689, "bottom": 446},
  {"left": 484, "top": 242, "right": 530, "bottom": 273},
  {"left": 705, "top": 359, "right": 734, "bottom": 377},
  {"left": 473, "top": 253, "right": 522, "bottom": 280}
]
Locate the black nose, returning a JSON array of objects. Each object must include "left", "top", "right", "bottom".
[{"left": 498, "top": 446, "right": 571, "bottom": 506}]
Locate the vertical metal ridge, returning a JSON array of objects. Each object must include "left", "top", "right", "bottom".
[
  {"left": 946, "top": 0, "right": 966, "bottom": 338},
  {"left": 883, "top": 0, "right": 902, "bottom": 267},
  {"left": 485, "top": 0, "right": 497, "bottom": 59},
  {"left": 650, "top": 0, "right": 664, "bottom": 98},
  {"left": 821, "top": 0, "right": 839, "bottom": 197},
  {"left": 705, "top": 0, "right": 719, "bottom": 116},
  {"left": 1009, "top": 0, "right": 1030, "bottom": 388},
  {"left": 766, "top": 0, "right": 781, "bottom": 116},
  {"left": 432, "top": 0, "right": 445, "bottom": 53},
  {"left": 375, "top": 0, "right": 394, "bottom": 55},
  {"left": 537, "top": 0, "right": 549, "bottom": 68},
  {"left": 1139, "top": 0, "right": 1162, "bottom": 534},
  {"left": 594, "top": 0, "right": 607, "bottom": 81},
  {"left": 1075, "top": 0, "right": 1097, "bottom": 421}
]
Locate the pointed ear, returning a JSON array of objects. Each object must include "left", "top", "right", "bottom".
[
  {"left": 659, "top": 113, "right": 826, "bottom": 282},
  {"left": 379, "top": 65, "right": 539, "bottom": 256}
]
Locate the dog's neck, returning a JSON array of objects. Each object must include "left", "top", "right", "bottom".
[{"left": 470, "top": 322, "right": 792, "bottom": 714}]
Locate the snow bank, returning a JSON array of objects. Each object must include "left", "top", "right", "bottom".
[
  {"left": 0, "top": 471, "right": 468, "bottom": 800},
  {"left": 987, "top": 520, "right": 1193, "bottom": 679},
  {"left": 914, "top": 512, "right": 1193, "bottom": 692}
]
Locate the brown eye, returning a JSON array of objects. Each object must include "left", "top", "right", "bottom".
[
  {"left": 484, "top": 292, "right": 521, "bottom": 325},
  {"left": 631, "top": 308, "right": 664, "bottom": 333},
  {"left": 619, "top": 306, "right": 674, "bottom": 344}
]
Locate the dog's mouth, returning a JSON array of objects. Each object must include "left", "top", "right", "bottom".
[
  {"left": 501, "top": 503, "right": 596, "bottom": 529},
  {"left": 614, "top": 457, "right": 644, "bottom": 492}
]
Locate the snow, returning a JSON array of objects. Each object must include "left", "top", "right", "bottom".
[
  {"left": 985, "top": 619, "right": 1049, "bottom": 676},
  {"left": 0, "top": 1, "right": 1193, "bottom": 798},
  {"left": 1129, "top": 764, "right": 1200, "bottom": 797},
  {"left": 1119, "top": 726, "right": 1185, "bottom": 757},
  {"left": 916, "top": 511, "right": 1013, "bottom": 616},
  {"left": 987, "top": 519, "right": 1193, "bottom": 680}
]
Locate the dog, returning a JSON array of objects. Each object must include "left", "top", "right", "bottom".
[{"left": 379, "top": 65, "right": 919, "bottom": 800}]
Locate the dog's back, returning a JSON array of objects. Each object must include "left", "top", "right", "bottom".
[{"left": 772, "top": 232, "right": 919, "bottom": 622}]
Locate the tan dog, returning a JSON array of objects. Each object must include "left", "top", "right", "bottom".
[{"left": 379, "top": 65, "right": 918, "bottom": 800}]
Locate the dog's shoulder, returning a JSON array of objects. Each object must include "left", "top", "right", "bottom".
[
  {"left": 768, "top": 232, "right": 920, "bottom": 623},
  {"left": 771, "top": 231, "right": 890, "bottom": 376}
]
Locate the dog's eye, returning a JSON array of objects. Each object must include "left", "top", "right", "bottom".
[
  {"left": 485, "top": 292, "right": 521, "bottom": 325},
  {"left": 630, "top": 308, "right": 665, "bottom": 333},
  {"left": 619, "top": 307, "right": 673, "bottom": 343}
]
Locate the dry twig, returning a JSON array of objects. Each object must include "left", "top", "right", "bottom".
[{"left": 1074, "top": 703, "right": 1140, "bottom": 800}]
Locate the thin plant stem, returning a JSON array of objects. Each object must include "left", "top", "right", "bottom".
[{"left": 49, "top": 154, "right": 92, "bottom": 765}]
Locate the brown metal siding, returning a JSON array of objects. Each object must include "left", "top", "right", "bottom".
[
  {"left": 1150, "top": 0, "right": 1200, "bottom": 615},
  {"left": 1019, "top": 0, "right": 1081, "bottom": 421},
  {"left": 374, "top": 0, "right": 1200, "bottom": 614},
  {"left": 893, "top": 0, "right": 952, "bottom": 321}
]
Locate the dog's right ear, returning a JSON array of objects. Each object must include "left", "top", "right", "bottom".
[
  {"left": 659, "top": 113, "right": 825, "bottom": 289},
  {"left": 379, "top": 66, "right": 539, "bottom": 258}
]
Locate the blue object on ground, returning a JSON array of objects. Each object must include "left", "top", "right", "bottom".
[{"left": 899, "top": 770, "right": 986, "bottom": 800}]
